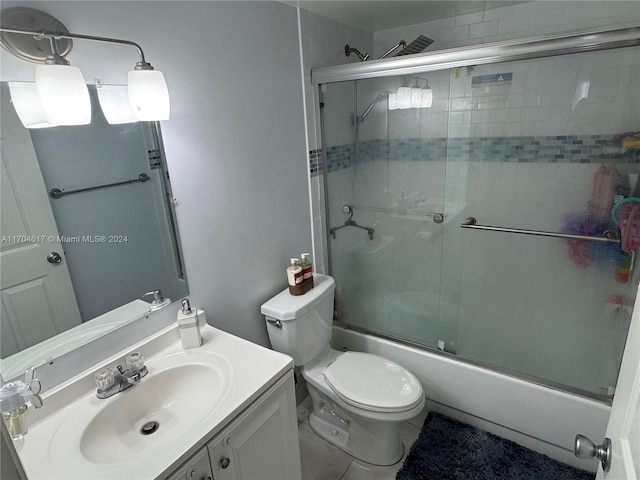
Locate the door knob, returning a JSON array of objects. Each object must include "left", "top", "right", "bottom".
[
  {"left": 47, "top": 252, "right": 62, "bottom": 264},
  {"left": 574, "top": 434, "right": 611, "bottom": 472}
]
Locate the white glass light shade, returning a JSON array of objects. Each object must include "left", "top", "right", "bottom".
[
  {"left": 410, "top": 87, "right": 423, "bottom": 108},
  {"left": 97, "top": 85, "right": 138, "bottom": 124},
  {"left": 35, "top": 64, "right": 91, "bottom": 125},
  {"left": 421, "top": 88, "right": 433, "bottom": 108},
  {"left": 387, "top": 93, "right": 399, "bottom": 110},
  {"left": 396, "top": 86, "right": 412, "bottom": 109},
  {"left": 128, "top": 70, "right": 170, "bottom": 121},
  {"left": 7, "top": 82, "right": 54, "bottom": 128}
]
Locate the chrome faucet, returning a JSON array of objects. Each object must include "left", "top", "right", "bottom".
[{"left": 94, "top": 352, "right": 148, "bottom": 399}]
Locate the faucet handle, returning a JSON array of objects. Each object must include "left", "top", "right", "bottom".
[
  {"left": 94, "top": 368, "right": 115, "bottom": 390},
  {"left": 126, "top": 352, "right": 145, "bottom": 371},
  {"left": 24, "top": 367, "right": 43, "bottom": 409}
]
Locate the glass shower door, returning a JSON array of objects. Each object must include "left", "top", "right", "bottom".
[
  {"left": 322, "top": 72, "right": 450, "bottom": 349},
  {"left": 445, "top": 46, "right": 640, "bottom": 396},
  {"left": 319, "top": 37, "right": 639, "bottom": 399}
]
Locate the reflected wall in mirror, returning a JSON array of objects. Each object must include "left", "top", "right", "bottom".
[{"left": 0, "top": 82, "right": 188, "bottom": 380}]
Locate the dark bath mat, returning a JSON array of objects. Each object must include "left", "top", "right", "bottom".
[{"left": 397, "top": 412, "right": 595, "bottom": 480}]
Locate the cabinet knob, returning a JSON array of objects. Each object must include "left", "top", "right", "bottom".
[{"left": 220, "top": 457, "right": 230, "bottom": 469}]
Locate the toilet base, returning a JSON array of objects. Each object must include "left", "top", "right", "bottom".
[{"left": 306, "top": 383, "right": 404, "bottom": 466}]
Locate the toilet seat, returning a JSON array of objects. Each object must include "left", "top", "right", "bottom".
[{"left": 324, "top": 352, "right": 423, "bottom": 413}]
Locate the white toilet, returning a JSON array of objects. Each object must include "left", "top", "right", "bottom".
[{"left": 261, "top": 274, "right": 424, "bottom": 465}]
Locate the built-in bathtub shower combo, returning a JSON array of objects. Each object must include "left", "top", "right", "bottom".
[{"left": 310, "top": 24, "right": 640, "bottom": 470}]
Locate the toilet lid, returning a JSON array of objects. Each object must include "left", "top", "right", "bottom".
[{"left": 324, "top": 352, "right": 423, "bottom": 413}]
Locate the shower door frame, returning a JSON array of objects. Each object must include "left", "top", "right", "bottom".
[
  {"left": 312, "top": 23, "right": 640, "bottom": 84},
  {"left": 314, "top": 22, "right": 640, "bottom": 404}
]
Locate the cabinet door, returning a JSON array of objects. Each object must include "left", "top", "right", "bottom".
[
  {"left": 208, "top": 372, "right": 301, "bottom": 480},
  {"left": 165, "top": 447, "right": 212, "bottom": 480}
]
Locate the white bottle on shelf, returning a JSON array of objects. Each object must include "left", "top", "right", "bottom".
[{"left": 287, "top": 258, "right": 303, "bottom": 286}]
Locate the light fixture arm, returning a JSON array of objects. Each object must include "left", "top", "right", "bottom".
[
  {"left": 44, "top": 36, "right": 69, "bottom": 65},
  {"left": 0, "top": 26, "right": 150, "bottom": 67}
]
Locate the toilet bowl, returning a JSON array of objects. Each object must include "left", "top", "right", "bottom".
[{"left": 261, "top": 274, "right": 424, "bottom": 465}]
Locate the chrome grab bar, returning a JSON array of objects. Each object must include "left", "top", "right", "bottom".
[
  {"left": 50, "top": 173, "right": 150, "bottom": 199},
  {"left": 460, "top": 217, "right": 621, "bottom": 244}
]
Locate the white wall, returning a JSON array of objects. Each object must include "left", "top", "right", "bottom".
[{"left": 0, "top": 1, "right": 311, "bottom": 346}]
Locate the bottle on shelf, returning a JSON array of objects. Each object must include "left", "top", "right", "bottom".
[{"left": 300, "top": 253, "right": 314, "bottom": 288}]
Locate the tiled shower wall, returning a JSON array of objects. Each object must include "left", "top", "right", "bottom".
[
  {"left": 322, "top": 136, "right": 639, "bottom": 174},
  {"left": 300, "top": 1, "right": 640, "bottom": 274},
  {"left": 298, "top": 10, "right": 372, "bottom": 273},
  {"left": 373, "top": 1, "right": 640, "bottom": 55}
]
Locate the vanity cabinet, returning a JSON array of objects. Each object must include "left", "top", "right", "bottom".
[
  {"left": 207, "top": 372, "right": 301, "bottom": 480},
  {"left": 166, "top": 371, "right": 301, "bottom": 480},
  {"left": 166, "top": 447, "right": 212, "bottom": 480}
]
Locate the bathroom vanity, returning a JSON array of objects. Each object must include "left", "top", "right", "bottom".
[{"left": 15, "top": 323, "right": 302, "bottom": 480}]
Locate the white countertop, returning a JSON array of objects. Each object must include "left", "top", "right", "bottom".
[{"left": 17, "top": 323, "right": 293, "bottom": 479}]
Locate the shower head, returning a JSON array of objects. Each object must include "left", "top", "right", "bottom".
[{"left": 395, "top": 35, "right": 434, "bottom": 56}]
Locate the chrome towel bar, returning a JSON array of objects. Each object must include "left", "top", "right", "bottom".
[{"left": 460, "top": 217, "right": 621, "bottom": 244}]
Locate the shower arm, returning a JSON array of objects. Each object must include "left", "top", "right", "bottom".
[
  {"left": 345, "top": 39, "right": 410, "bottom": 62},
  {"left": 379, "top": 40, "right": 406, "bottom": 59},
  {"left": 0, "top": 26, "right": 149, "bottom": 66},
  {"left": 344, "top": 44, "right": 369, "bottom": 62}
]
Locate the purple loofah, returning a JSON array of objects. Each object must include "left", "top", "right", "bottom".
[{"left": 563, "top": 213, "right": 624, "bottom": 267}]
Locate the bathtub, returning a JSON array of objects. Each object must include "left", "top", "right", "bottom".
[{"left": 331, "top": 325, "right": 609, "bottom": 473}]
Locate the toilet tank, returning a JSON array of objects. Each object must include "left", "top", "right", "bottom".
[{"left": 260, "top": 274, "right": 335, "bottom": 366}]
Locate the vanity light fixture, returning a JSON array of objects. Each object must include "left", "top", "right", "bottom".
[
  {"left": 128, "top": 62, "right": 170, "bottom": 121},
  {"left": 390, "top": 77, "right": 433, "bottom": 110},
  {"left": 95, "top": 82, "right": 138, "bottom": 124},
  {"left": 410, "top": 79, "right": 423, "bottom": 108},
  {"left": 395, "top": 80, "right": 413, "bottom": 109},
  {"left": 34, "top": 37, "right": 91, "bottom": 125},
  {"left": 0, "top": 7, "right": 170, "bottom": 128},
  {"left": 7, "top": 81, "right": 54, "bottom": 128},
  {"left": 388, "top": 92, "right": 399, "bottom": 111},
  {"left": 421, "top": 79, "right": 433, "bottom": 108}
]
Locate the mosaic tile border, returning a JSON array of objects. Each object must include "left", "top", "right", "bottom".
[{"left": 309, "top": 135, "right": 639, "bottom": 176}]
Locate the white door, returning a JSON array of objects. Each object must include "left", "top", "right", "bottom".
[
  {"left": 0, "top": 84, "right": 82, "bottom": 358},
  {"left": 594, "top": 282, "right": 640, "bottom": 479}
]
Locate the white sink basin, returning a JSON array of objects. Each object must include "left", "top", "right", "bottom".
[
  {"left": 18, "top": 323, "right": 292, "bottom": 479},
  {"left": 78, "top": 353, "right": 230, "bottom": 464}
]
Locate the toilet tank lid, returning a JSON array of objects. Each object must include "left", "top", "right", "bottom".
[{"left": 260, "top": 274, "right": 334, "bottom": 321}]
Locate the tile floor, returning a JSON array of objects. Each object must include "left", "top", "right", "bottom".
[{"left": 296, "top": 396, "right": 427, "bottom": 480}]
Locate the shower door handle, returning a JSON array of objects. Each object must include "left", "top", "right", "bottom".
[{"left": 430, "top": 213, "right": 444, "bottom": 224}]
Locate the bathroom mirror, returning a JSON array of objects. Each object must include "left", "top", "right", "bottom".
[{"left": 0, "top": 82, "right": 188, "bottom": 380}]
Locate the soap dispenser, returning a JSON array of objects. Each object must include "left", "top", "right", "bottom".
[
  {"left": 144, "top": 289, "right": 171, "bottom": 311},
  {"left": 178, "top": 299, "right": 202, "bottom": 349}
]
